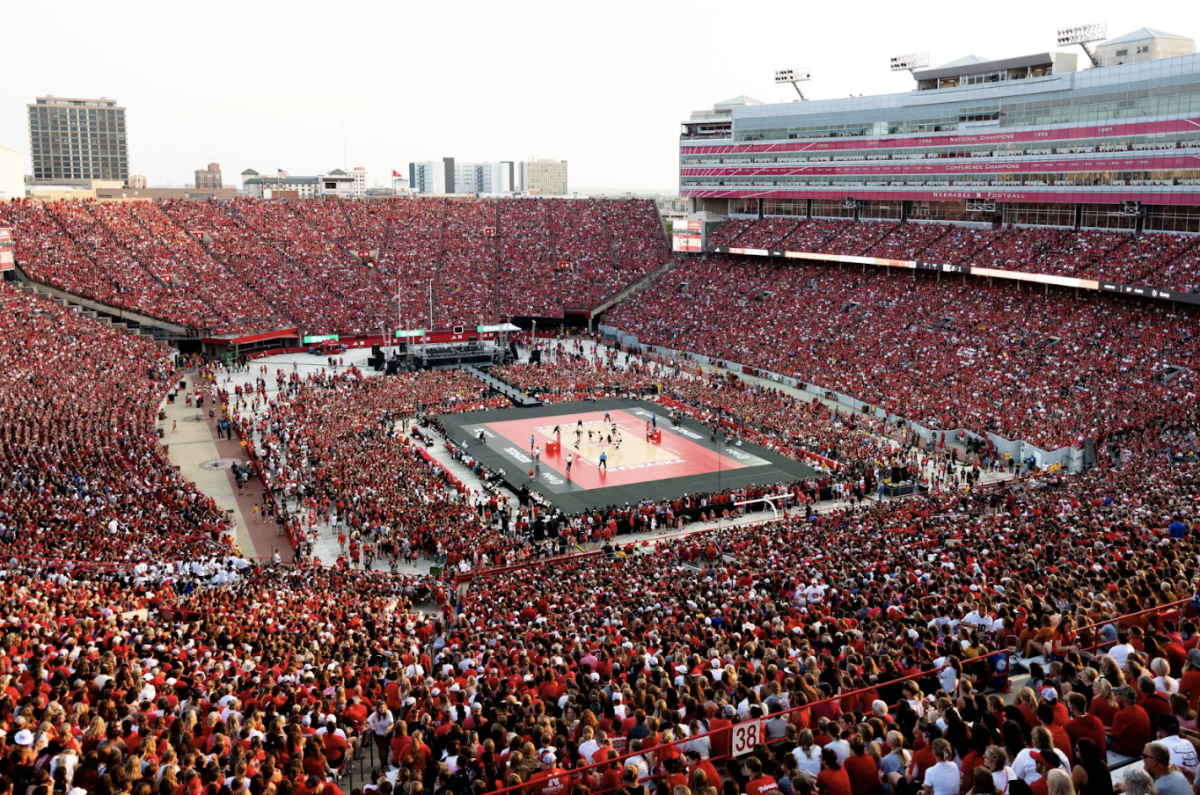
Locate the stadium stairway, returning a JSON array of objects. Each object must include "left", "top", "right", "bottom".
[
  {"left": 591, "top": 256, "right": 679, "bottom": 316},
  {"left": 459, "top": 364, "right": 543, "bottom": 407}
]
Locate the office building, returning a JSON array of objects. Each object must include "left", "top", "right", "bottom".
[
  {"left": 349, "top": 167, "right": 367, "bottom": 198},
  {"left": 408, "top": 158, "right": 523, "bottom": 194},
  {"left": 195, "top": 163, "right": 223, "bottom": 189},
  {"left": 523, "top": 158, "right": 569, "bottom": 196},
  {"left": 409, "top": 158, "right": 454, "bottom": 194},
  {"left": 27, "top": 95, "right": 129, "bottom": 183}
]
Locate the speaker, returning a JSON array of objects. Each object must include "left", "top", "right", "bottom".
[
  {"left": 397, "top": 342, "right": 407, "bottom": 354},
  {"left": 891, "top": 465, "right": 902, "bottom": 483},
  {"left": 509, "top": 342, "right": 519, "bottom": 359},
  {"left": 531, "top": 350, "right": 542, "bottom": 364},
  {"left": 385, "top": 360, "right": 401, "bottom": 375},
  {"left": 371, "top": 344, "right": 382, "bottom": 357}
]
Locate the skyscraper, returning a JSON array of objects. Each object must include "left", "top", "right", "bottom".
[{"left": 27, "top": 96, "right": 129, "bottom": 183}]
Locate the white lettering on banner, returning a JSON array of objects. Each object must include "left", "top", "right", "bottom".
[
  {"left": 541, "top": 472, "right": 564, "bottom": 485},
  {"left": 604, "top": 459, "right": 685, "bottom": 472},
  {"left": 675, "top": 427, "right": 702, "bottom": 440},
  {"left": 726, "top": 449, "right": 752, "bottom": 461},
  {"left": 504, "top": 447, "right": 532, "bottom": 464},
  {"left": 731, "top": 721, "right": 765, "bottom": 757}
]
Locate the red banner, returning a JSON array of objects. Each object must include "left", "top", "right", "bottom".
[
  {"left": 681, "top": 117, "right": 1200, "bottom": 156},
  {"left": 682, "top": 154, "right": 1196, "bottom": 179}
]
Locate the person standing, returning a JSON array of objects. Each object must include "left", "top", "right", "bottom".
[
  {"left": 599, "top": 451, "right": 607, "bottom": 471},
  {"left": 566, "top": 454, "right": 573, "bottom": 476},
  {"left": 367, "top": 702, "right": 394, "bottom": 763}
]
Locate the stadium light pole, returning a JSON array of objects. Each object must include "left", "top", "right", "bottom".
[
  {"left": 774, "top": 69, "right": 812, "bottom": 101},
  {"left": 1057, "top": 22, "right": 1107, "bottom": 68}
]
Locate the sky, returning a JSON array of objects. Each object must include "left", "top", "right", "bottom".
[{"left": 1, "top": 1, "right": 1197, "bottom": 194}]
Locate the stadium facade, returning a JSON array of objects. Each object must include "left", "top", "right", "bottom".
[{"left": 681, "top": 33, "right": 1200, "bottom": 232}]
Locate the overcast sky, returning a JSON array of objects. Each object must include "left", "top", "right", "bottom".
[{"left": 2, "top": 1, "right": 1197, "bottom": 193}]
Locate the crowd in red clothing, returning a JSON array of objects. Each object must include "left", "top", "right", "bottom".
[
  {"left": 0, "top": 281, "right": 233, "bottom": 562},
  {"left": 608, "top": 257, "right": 1200, "bottom": 450},
  {"left": 2, "top": 197, "right": 668, "bottom": 337},
  {"left": 1, "top": 261, "right": 1200, "bottom": 795},
  {"left": 711, "top": 216, "right": 1200, "bottom": 291}
]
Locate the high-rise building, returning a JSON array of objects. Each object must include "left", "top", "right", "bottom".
[
  {"left": 27, "top": 95, "right": 129, "bottom": 183},
  {"left": 523, "top": 158, "right": 568, "bottom": 196},
  {"left": 128, "top": 175, "right": 147, "bottom": 189},
  {"left": 408, "top": 158, "right": 522, "bottom": 194},
  {"left": 349, "top": 167, "right": 367, "bottom": 198},
  {"left": 195, "top": 163, "right": 223, "bottom": 189},
  {"left": 409, "top": 158, "right": 455, "bottom": 194}
]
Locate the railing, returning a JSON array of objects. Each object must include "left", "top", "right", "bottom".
[{"left": 331, "top": 594, "right": 1200, "bottom": 795}]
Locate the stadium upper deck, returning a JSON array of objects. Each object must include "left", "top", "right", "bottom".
[{"left": 681, "top": 36, "right": 1200, "bottom": 219}]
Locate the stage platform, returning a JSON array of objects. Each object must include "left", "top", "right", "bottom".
[{"left": 439, "top": 398, "right": 819, "bottom": 514}]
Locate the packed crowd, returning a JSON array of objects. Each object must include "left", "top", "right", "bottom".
[
  {"left": 608, "top": 258, "right": 1200, "bottom": 450},
  {"left": 4, "top": 255, "right": 1200, "bottom": 795},
  {"left": 710, "top": 216, "right": 1200, "bottom": 291},
  {"left": 2, "top": 197, "right": 669, "bottom": 337},
  {"left": 5, "top": 415, "right": 1192, "bottom": 795},
  {"left": 245, "top": 369, "right": 527, "bottom": 569},
  {"left": 0, "top": 281, "right": 233, "bottom": 562}
]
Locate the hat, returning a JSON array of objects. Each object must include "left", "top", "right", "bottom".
[
  {"left": 1188, "top": 649, "right": 1200, "bottom": 669},
  {"left": 1031, "top": 750, "right": 1062, "bottom": 769},
  {"left": 542, "top": 752, "right": 556, "bottom": 765},
  {"left": 1039, "top": 687, "right": 1057, "bottom": 702},
  {"left": 612, "top": 692, "right": 622, "bottom": 701},
  {"left": 14, "top": 729, "right": 33, "bottom": 746}
]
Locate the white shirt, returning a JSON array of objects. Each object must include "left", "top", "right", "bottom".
[
  {"left": 1011, "top": 748, "right": 1070, "bottom": 784},
  {"left": 1159, "top": 734, "right": 1199, "bottom": 769},
  {"left": 367, "top": 709, "right": 394, "bottom": 736},
  {"left": 923, "top": 762, "right": 960, "bottom": 795},
  {"left": 792, "top": 746, "right": 822, "bottom": 778},
  {"left": 1108, "top": 643, "right": 1135, "bottom": 669}
]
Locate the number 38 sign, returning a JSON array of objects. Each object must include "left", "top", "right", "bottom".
[{"left": 731, "top": 721, "right": 765, "bottom": 757}]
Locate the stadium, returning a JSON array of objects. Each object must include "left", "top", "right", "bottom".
[{"left": 2, "top": 17, "right": 1200, "bottom": 795}]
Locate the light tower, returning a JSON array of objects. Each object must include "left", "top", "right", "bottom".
[
  {"left": 889, "top": 52, "right": 931, "bottom": 73},
  {"left": 1057, "top": 22, "right": 1107, "bottom": 67},
  {"left": 774, "top": 68, "right": 812, "bottom": 100}
]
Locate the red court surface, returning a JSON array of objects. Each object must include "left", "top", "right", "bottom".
[{"left": 484, "top": 409, "right": 748, "bottom": 490}]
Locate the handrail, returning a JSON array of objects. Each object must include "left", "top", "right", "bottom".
[
  {"left": 458, "top": 593, "right": 1200, "bottom": 795},
  {"left": 466, "top": 647, "right": 1014, "bottom": 795}
]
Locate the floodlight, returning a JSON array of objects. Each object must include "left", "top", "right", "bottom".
[
  {"left": 774, "top": 68, "right": 811, "bottom": 100},
  {"left": 1057, "top": 22, "right": 1107, "bottom": 67},
  {"left": 774, "top": 68, "right": 812, "bottom": 83},
  {"left": 1056, "top": 22, "right": 1106, "bottom": 46},
  {"left": 889, "top": 52, "right": 930, "bottom": 72}
]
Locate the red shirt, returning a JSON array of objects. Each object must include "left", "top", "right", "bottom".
[
  {"left": 1065, "top": 714, "right": 1106, "bottom": 756},
  {"left": 816, "top": 766, "right": 852, "bottom": 795},
  {"left": 526, "top": 768, "right": 570, "bottom": 795},
  {"left": 745, "top": 775, "right": 778, "bottom": 795},
  {"left": 844, "top": 754, "right": 883, "bottom": 795}
]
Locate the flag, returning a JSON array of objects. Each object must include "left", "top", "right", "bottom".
[
  {"left": 392, "top": 170, "right": 403, "bottom": 178},
  {"left": 277, "top": 168, "right": 289, "bottom": 178}
]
